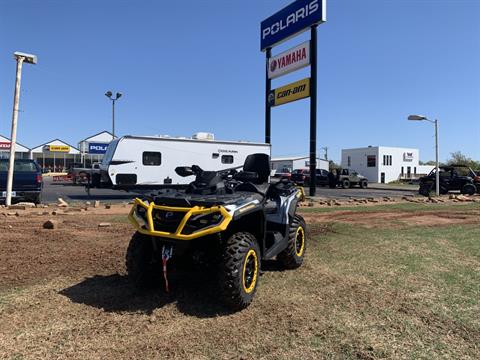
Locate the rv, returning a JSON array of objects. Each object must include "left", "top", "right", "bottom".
[{"left": 95, "top": 133, "right": 271, "bottom": 190}]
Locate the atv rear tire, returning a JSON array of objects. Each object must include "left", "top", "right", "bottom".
[
  {"left": 277, "top": 215, "right": 307, "bottom": 269},
  {"left": 360, "top": 179, "right": 368, "bottom": 189},
  {"left": 341, "top": 179, "right": 350, "bottom": 189},
  {"left": 220, "top": 232, "right": 260, "bottom": 310},
  {"left": 126, "top": 232, "right": 162, "bottom": 289},
  {"left": 461, "top": 183, "right": 476, "bottom": 196}
]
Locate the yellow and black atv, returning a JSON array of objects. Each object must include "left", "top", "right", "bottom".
[{"left": 127, "top": 153, "right": 306, "bottom": 310}]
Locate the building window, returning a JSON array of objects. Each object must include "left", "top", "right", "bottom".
[
  {"left": 221, "top": 155, "right": 234, "bottom": 164},
  {"left": 212, "top": 153, "right": 219, "bottom": 159},
  {"left": 414, "top": 167, "right": 417, "bottom": 175},
  {"left": 347, "top": 156, "right": 351, "bottom": 167},
  {"left": 142, "top": 151, "right": 161, "bottom": 166},
  {"left": 367, "top": 155, "right": 376, "bottom": 167},
  {"left": 383, "top": 155, "right": 392, "bottom": 166},
  {"left": 401, "top": 166, "right": 404, "bottom": 175}
]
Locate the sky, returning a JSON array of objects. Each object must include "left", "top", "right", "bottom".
[{"left": 0, "top": 0, "right": 479, "bottom": 163}]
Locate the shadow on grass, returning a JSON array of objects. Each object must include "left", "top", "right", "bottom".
[{"left": 59, "top": 270, "right": 237, "bottom": 318}]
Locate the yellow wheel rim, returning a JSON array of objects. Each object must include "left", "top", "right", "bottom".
[
  {"left": 295, "top": 226, "right": 305, "bottom": 257},
  {"left": 242, "top": 249, "right": 258, "bottom": 294}
]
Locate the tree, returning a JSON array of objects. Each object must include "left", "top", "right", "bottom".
[
  {"left": 328, "top": 160, "right": 341, "bottom": 171},
  {"left": 446, "top": 151, "right": 480, "bottom": 169}
]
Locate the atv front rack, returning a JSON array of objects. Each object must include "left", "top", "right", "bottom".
[{"left": 128, "top": 198, "right": 232, "bottom": 240}]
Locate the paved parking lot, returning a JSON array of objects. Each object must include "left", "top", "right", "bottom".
[{"left": 41, "top": 177, "right": 417, "bottom": 204}]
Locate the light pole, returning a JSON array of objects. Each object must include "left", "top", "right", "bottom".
[
  {"left": 105, "top": 91, "right": 122, "bottom": 139},
  {"left": 408, "top": 114, "right": 439, "bottom": 196},
  {"left": 5, "top": 52, "right": 37, "bottom": 206}
]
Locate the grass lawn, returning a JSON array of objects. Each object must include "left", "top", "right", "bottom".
[{"left": 0, "top": 203, "right": 478, "bottom": 359}]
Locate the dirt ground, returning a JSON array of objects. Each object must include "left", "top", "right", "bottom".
[{"left": 0, "top": 202, "right": 479, "bottom": 359}]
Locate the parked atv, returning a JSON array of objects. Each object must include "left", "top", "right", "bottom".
[
  {"left": 418, "top": 165, "right": 477, "bottom": 196},
  {"left": 127, "top": 154, "right": 307, "bottom": 310},
  {"left": 332, "top": 169, "right": 368, "bottom": 189}
]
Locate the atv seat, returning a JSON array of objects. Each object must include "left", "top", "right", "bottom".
[{"left": 235, "top": 153, "right": 271, "bottom": 195}]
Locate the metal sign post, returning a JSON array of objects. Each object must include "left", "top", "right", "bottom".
[
  {"left": 265, "top": 48, "right": 272, "bottom": 144},
  {"left": 309, "top": 25, "right": 318, "bottom": 196},
  {"left": 261, "top": 0, "right": 326, "bottom": 197}
]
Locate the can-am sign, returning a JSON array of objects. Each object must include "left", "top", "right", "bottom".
[
  {"left": 261, "top": 0, "right": 326, "bottom": 51},
  {"left": 268, "top": 41, "right": 310, "bottom": 79},
  {"left": 88, "top": 142, "right": 109, "bottom": 154},
  {"left": 269, "top": 77, "right": 310, "bottom": 107}
]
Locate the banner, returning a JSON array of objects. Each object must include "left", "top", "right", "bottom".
[
  {"left": 268, "top": 78, "right": 310, "bottom": 107},
  {"left": 261, "top": 0, "right": 326, "bottom": 51},
  {"left": 88, "top": 142, "right": 109, "bottom": 154},
  {"left": 268, "top": 41, "right": 310, "bottom": 79}
]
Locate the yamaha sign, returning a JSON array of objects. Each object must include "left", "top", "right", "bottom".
[{"left": 261, "top": 0, "right": 326, "bottom": 51}]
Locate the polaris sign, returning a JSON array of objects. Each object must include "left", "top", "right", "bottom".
[
  {"left": 261, "top": 0, "right": 326, "bottom": 51},
  {"left": 88, "top": 142, "right": 109, "bottom": 154}
]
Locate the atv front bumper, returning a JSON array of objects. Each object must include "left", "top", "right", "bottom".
[{"left": 128, "top": 198, "right": 233, "bottom": 240}]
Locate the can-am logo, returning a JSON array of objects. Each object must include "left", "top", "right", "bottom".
[{"left": 262, "top": 0, "right": 319, "bottom": 41}]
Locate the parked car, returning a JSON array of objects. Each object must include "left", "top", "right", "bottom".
[
  {"left": 273, "top": 167, "right": 292, "bottom": 180},
  {"left": 418, "top": 165, "right": 477, "bottom": 196},
  {"left": 0, "top": 159, "right": 43, "bottom": 204},
  {"left": 291, "top": 168, "right": 336, "bottom": 187},
  {"left": 332, "top": 169, "right": 368, "bottom": 189}
]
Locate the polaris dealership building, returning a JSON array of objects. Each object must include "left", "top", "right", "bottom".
[{"left": 341, "top": 146, "right": 434, "bottom": 183}]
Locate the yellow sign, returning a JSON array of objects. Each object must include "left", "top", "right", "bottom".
[
  {"left": 269, "top": 77, "right": 310, "bottom": 107},
  {"left": 48, "top": 145, "right": 70, "bottom": 152}
]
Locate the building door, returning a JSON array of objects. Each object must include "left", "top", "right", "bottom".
[
  {"left": 381, "top": 172, "right": 385, "bottom": 183},
  {"left": 407, "top": 167, "right": 411, "bottom": 178}
]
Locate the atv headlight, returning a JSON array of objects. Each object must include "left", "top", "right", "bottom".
[
  {"left": 133, "top": 205, "right": 148, "bottom": 228},
  {"left": 183, "top": 212, "right": 224, "bottom": 235}
]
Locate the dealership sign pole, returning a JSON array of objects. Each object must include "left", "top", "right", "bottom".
[{"left": 261, "top": 0, "right": 326, "bottom": 196}]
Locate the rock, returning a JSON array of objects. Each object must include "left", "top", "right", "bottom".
[
  {"left": 94, "top": 200, "right": 100, "bottom": 208},
  {"left": 16, "top": 202, "right": 36, "bottom": 208},
  {"left": 58, "top": 198, "right": 69, "bottom": 207},
  {"left": 6, "top": 211, "right": 18, "bottom": 216},
  {"left": 105, "top": 204, "right": 111, "bottom": 209},
  {"left": 85, "top": 201, "right": 91, "bottom": 206},
  {"left": 8, "top": 205, "right": 26, "bottom": 210},
  {"left": 98, "top": 222, "right": 112, "bottom": 228},
  {"left": 43, "top": 219, "right": 58, "bottom": 229},
  {"left": 307, "top": 202, "right": 314, "bottom": 207}
]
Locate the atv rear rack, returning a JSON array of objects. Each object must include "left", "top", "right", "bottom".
[{"left": 128, "top": 198, "right": 233, "bottom": 240}]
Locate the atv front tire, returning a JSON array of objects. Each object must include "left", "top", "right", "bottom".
[
  {"left": 277, "top": 215, "right": 307, "bottom": 269},
  {"left": 360, "top": 179, "right": 368, "bottom": 189},
  {"left": 126, "top": 232, "right": 162, "bottom": 289},
  {"left": 220, "top": 232, "right": 260, "bottom": 310}
]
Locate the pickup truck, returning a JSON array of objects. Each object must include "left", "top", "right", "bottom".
[
  {"left": 0, "top": 159, "right": 43, "bottom": 204},
  {"left": 68, "top": 162, "right": 101, "bottom": 184}
]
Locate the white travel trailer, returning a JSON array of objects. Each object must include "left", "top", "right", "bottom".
[{"left": 96, "top": 134, "right": 271, "bottom": 190}]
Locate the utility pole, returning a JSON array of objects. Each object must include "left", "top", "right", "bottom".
[{"left": 6, "top": 52, "right": 37, "bottom": 206}]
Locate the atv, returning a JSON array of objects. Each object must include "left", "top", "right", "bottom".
[
  {"left": 127, "top": 154, "right": 307, "bottom": 310},
  {"left": 418, "top": 165, "right": 477, "bottom": 196}
]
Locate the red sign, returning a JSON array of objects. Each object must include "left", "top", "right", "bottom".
[{"left": 0, "top": 142, "right": 11, "bottom": 150}]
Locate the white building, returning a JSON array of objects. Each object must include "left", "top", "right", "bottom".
[
  {"left": 77, "top": 130, "right": 115, "bottom": 166},
  {"left": 341, "top": 146, "right": 434, "bottom": 183},
  {"left": 31, "top": 139, "right": 81, "bottom": 171},
  {"left": 271, "top": 156, "right": 329, "bottom": 173},
  {"left": 0, "top": 135, "right": 30, "bottom": 159}
]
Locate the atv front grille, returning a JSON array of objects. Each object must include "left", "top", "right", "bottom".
[
  {"left": 128, "top": 198, "right": 233, "bottom": 240},
  {"left": 151, "top": 209, "right": 187, "bottom": 233}
]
